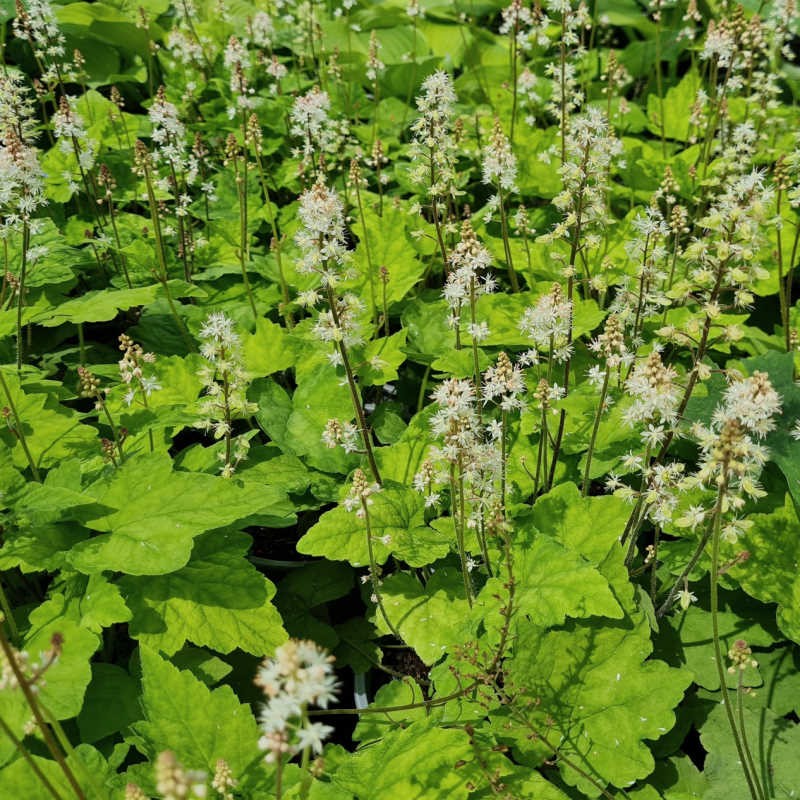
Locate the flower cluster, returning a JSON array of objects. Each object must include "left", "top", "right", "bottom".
[
  {"left": 124, "top": 755, "right": 237, "bottom": 800},
  {"left": 424, "top": 377, "right": 503, "bottom": 527},
  {"left": 443, "top": 219, "right": 496, "bottom": 336},
  {"left": 154, "top": 751, "right": 207, "bottom": 800},
  {"left": 255, "top": 639, "right": 338, "bottom": 765},
  {"left": 0, "top": 75, "right": 46, "bottom": 228},
  {"left": 684, "top": 372, "right": 782, "bottom": 535},
  {"left": 12, "top": 0, "right": 73, "bottom": 84},
  {"left": 519, "top": 283, "right": 573, "bottom": 363},
  {"left": 482, "top": 351, "right": 526, "bottom": 413},
  {"left": 195, "top": 312, "right": 257, "bottom": 476},
  {"left": 322, "top": 418, "right": 360, "bottom": 453},
  {"left": 118, "top": 334, "right": 160, "bottom": 407},
  {"left": 295, "top": 177, "right": 349, "bottom": 284},
  {"left": 290, "top": 87, "right": 345, "bottom": 171},
  {"left": 482, "top": 118, "right": 518, "bottom": 193},
  {"left": 344, "top": 467, "right": 381, "bottom": 517},
  {"left": 408, "top": 70, "right": 459, "bottom": 198},
  {"left": 622, "top": 349, "right": 681, "bottom": 439}
]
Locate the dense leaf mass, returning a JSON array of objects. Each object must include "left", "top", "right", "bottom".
[{"left": 0, "top": 0, "right": 799, "bottom": 798}]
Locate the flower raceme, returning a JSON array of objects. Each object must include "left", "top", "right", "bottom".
[
  {"left": 295, "top": 177, "right": 349, "bottom": 286},
  {"left": 255, "top": 639, "right": 338, "bottom": 765},
  {"left": 687, "top": 371, "right": 782, "bottom": 519},
  {"left": 195, "top": 312, "right": 256, "bottom": 477}
]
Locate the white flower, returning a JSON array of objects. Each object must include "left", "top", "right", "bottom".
[
  {"left": 296, "top": 722, "right": 335, "bottom": 755},
  {"left": 482, "top": 118, "right": 517, "bottom": 192},
  {"left": 677, "top": 588, "right": 697, "bottom": 611}
]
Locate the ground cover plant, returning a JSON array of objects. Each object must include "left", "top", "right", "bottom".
[{"left": 0, "top": 0, "right": 799, "bottom": 797}]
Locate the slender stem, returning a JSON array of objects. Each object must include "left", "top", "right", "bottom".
[
  {"left": 623, "top": 444, "right": 651, "bottom": 567},
  {"left": 0, "top": 714, "right": 64, "bottom": 800},
  {"left": 417, "top": 365, "right": 431, "bottom": 414},
  {"left": 650, "top": 525, "right": 661, "bottom": 604},
  {"left": 274, "top": 757, "right": 283, "bottom": 800},
  {"left": 223, "top": 370, "right": 232, "bottom": 471},
  {"left": 497, "top": 190, "right": 519, "bottom": 292},
  {"left": 254, "top": 152, "right": 292, "bottom": 326},
  {"left": 363, "top": 499, "right": 402, "bottom": 641},
  {"left": 509, "top": 10, "right": 518, "bottom": 144},
  {"left": 709, "top": 482, "right": 763, "bottom": 800},
  {"left": 235, "top": 146, "right": 258, "bottom": 319},
  {"left": 534, "top": 407, "right": 548, "bottom": 497},
  {"left": 776, "top": 187, "right": 788, "bottom": 347},
  {"left": 0, "top": 581, "right": 18, "bottom": 641},
  {"left": 428, "top": 138, "right": 449, "bottom": 272},
  {"left": 0, "top": 624, "right": 86, "bottom": 800},
  {"left": 141, "top": 158, "right": 196, "bottom": 351},
  {"left": 737, "top": 669, "right": 763, "bottom": 800},
  {"left": 107, "top": 200, "right": 132, "bottom": 288},
  {"left": 450, "top": 461, "right": 474, "bottom": 608},
  {"left": 15, "top": 221, "right": 29, "bottom": 371},
  {"left": 582, "top": 366, "right": 610, "bottom": 496},
  {"left": 326, "top": 287, "right": 381, "bottom": 483},
  {"left": 469, "top": 279, "right": 481, "bottom": 422},
  {"left": 139, "top": 390, "right": 155, "bottom": 453},
  {"left": 99, "top": 401, "right": 124, "bottom": 464},
  {"left": 354, "top": 178, "right": 378, "bottom": 328},
  {"left": 560, "top": 13, "right": 567, "bottom": 165},
  {"left": 500, "top": 409, "right": 507, "bottom": 513},
  {"left": 43, "top": 706, "right": 108, "bottom": 800},
  {"left": 655, "top": 17, "right": 666, "bottom": 158},
  {"left": 298, "top": 706, "right": 314, "bottom": 800}
]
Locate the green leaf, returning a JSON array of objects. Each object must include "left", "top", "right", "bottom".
[
  {"left": 401, "top": 295, "right": 457, "bottom": 364},
  {"left": 700, "top": 700, "right": 800, "bottom": 799},
  {"left": 30, "top": 284, "right": 162, "bottom": 327},
  {"left": 75, "top": 573, "right": 133, "bottom": 633},
  {"left": 508, "top": 533, "right": 623, "bottom": 627},
  {"left": 68, "top": 452, "right": 290, "bottom": 575},
  {"left": 723, "top": 495, "right": 800, "bottom": 643},
  {"left": 120, "top": 530, "right": 286, "bottom": 656},
  {"left": 348, "top": 200, "right": 425, "bottom": 315},
  {"left": 505, "top": 612, "right": 691, "bottom": 795},
  {"left": 353, "top": 679, "right": 430, "bottom": 743},
  {"left": 333, "top": 720, "right": 473, "bottom": 800},
  {"left": 297, "top": 483, "right": 446, "bottom": 568},
  {"left": 171, "top": 646, "right": 234, "bottom": 686},
  {"left": 376, "top": 568, "right": 472, "bottom": 664},
  {"left": 659, "top": 601, "right": 774, "bottom": 691},
  {"left": 525, "top": 481, "right": 629, "bottom": 562},
  {"left": 647, "top": 69, "right": 701, "bottom": 142},
  {"left": 0, "top": 369, "right": 98, "bottom": 470},
  {"left": 355, "top": 329, "right": 408, "bottom": 386},
  {"left": 25, "top": 595, "right": 99, "bottom": 719},
  {"left": 242, "top": 318, "right": 296, "bottom": 376},
  {"left": 285, "top": 360, "right": 356, "bottom": 472},
  {"left": 133, "top": 646, "right": 263, "bottom": 777},
  {"left": 0, "top": 523, "right": 89, "bottom": 573},
  {"left": 0, "top": 745, "right": 114, "bottom": 798},
  {"left": 78, "top": 663, "right": 142, "bottom": 743}
]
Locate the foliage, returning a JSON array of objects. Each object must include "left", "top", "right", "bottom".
[{"left": 0, "top": 0, "right": 799, "bottom": 798}]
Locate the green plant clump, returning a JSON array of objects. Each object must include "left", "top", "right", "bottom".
[{"left": 1, "top": 0, "right": 800, "bottom": 798}]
